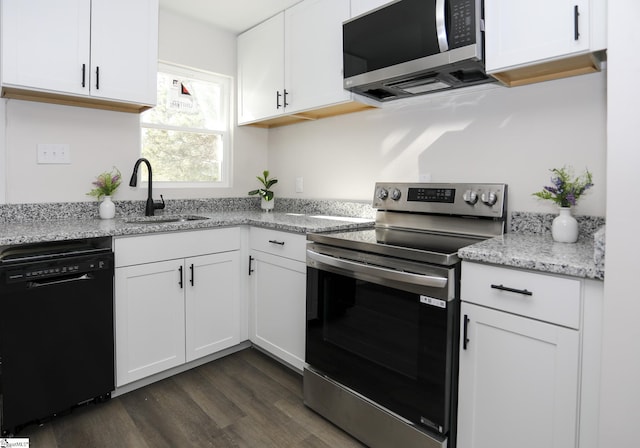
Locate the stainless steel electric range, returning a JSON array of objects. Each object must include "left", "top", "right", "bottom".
[{"left": 304, "top": 182, "right": 508, "bottom": 448}]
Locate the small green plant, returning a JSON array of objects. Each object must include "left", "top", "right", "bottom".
[
  {"left": 248, "top": 170, "right": 278, "bottom": 201},
  {"left": 533, "top": 166, "right": 593, "bottom": 207},
  {"left": 87, "top": 167, "right": 122, "bottom": 200}
]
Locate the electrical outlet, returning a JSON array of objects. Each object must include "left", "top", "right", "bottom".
[
  {"left": 37, "top": 144, "right": 71, "bottom": 164},
  {"left": 295, "top": 177, "right": 304, "bottom": 193}
]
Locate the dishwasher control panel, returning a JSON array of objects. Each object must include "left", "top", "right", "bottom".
[{"left": 4, "top": 255, "right": 112, "bottom": 284}]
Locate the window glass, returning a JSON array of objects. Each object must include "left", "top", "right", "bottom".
[{"left": 140, "top": 63, "right": 231, "bottom": 187}]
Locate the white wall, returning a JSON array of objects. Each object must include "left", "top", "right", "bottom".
[
  {"left": 599, "top": 1, "right": 640, "bottom": 445},
  {"left": 1, "top": 9, "right": 268, "bottom": 204},
  {"left": 269, "top": 71, "right": 607, "bottom": 216}
]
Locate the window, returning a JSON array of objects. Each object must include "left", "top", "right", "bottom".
[{"left": 140, "top": 62, "right": 231, "bottom": 187}]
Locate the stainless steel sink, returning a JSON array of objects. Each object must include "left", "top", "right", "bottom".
[{"left": 123, "top": 215, "right": 210, "bottom": 224}]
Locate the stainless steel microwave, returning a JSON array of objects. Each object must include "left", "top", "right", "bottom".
[{"left": 343, "top": 0, "right": 495, "bottom": 101}]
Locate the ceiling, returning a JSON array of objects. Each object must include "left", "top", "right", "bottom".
[{"left": 159, "top": 0, "right": 303, "bottom": 34}]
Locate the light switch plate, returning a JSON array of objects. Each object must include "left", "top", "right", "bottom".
[
  {"left": 295, "top": 177, "right": 304, "bottom": 193},
  {"left": 37, "top": 144, "right": 71, "bottom": 164}
]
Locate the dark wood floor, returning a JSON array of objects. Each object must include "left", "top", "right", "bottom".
[{"left": 17, "top": 348, "right": 366, "bottom": 447}]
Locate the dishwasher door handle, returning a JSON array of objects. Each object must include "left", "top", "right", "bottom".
[{"left": 27, "top": 273, "right": 94, "bottom": 289}]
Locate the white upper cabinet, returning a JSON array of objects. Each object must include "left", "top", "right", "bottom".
[
  {"left": 284, "top": 0, "right": 351, "bottom": 115},
  {"left": 88, "top": 0, "right": 159, "bottom": 106},
  {"left": 1, "top": 0, "right": 158, "bottom": 112},
  {"left": 485, "top": 0, "right": 607, "bottom": 86},
  {"left": 237, "top": 13, "right": 285, "bottom": 124},
  {"left": 237, "top": 0, "right": 372, "bottom": 127},
  {"left": 1, "top": 0, "right": 91, "bottom": 96}
]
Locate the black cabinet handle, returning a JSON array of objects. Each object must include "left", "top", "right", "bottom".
[
  {"left": 178, "top": 265, "right": 183, "bottom": 288},
  {"left": 190, "top": 263, "right": 194, "bottom": 286},
  {"left": 268, "top": 239, "right": 285, "bottom": 246},
  {"left": 81, "top": 63, "right": 86, "bottom": 88},
  {"left": 574, "top": 5, "right": 580, "bottom": 40},
  {"left": 96, "top": 66, "right": 100, "bottom": 90},
  {"left": 283, "top": 89, "right": 289, "bottom": 107},
  {"left": 463, "top": 314, "right": 470, "bottom": 350},
  {"left": 490, "top": 284, "right": 533, "bottom": 296},
  {"left": 276, "top": 90, "right": 282, "bottom": 109},
  {"left": 248, "top": 256, "right": 254, "bottom": 275}
]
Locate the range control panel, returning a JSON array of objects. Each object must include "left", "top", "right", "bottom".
[{"left": 373, "top": 182, "right": 508, "bottom": 218}]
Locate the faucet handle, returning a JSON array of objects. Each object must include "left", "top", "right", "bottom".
[{"left": 155, "top": 194, "right": 166, "bottom": 210}]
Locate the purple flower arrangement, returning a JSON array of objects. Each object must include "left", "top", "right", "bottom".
[
  {"left": 87, "top": 167, "right": 122, "bottom": 199},
  {"left": 533, "top": 166, "right": 593, "bottom": 208}
]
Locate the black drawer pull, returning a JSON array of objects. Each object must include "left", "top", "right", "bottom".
[
  {"left": 491, "top": 284, "right": 533, "bottom": 296},
  {"left": 268, "top": 239, "right": 285, "bottom": 246},
  {"left": 463, "top": 314, "right": 470, "bottom": 350},
  {"left": 574, "top": 5, "right": 580, "bottom": 40}
]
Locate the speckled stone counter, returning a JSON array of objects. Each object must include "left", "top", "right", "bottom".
[
  {"left": 459, "top": 212, "right": 605, "bottom": 280},
  {"left": 0, "top": 198, "right": 375, "bottom": 246}
]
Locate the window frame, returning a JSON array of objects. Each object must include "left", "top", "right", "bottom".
[{"left": 140, "top": 61, "right": 233, "bottom": 188}]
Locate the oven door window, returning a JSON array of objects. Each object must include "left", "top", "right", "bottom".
[{"left": 306, "top": 266, "right": 458, "bottom": 435}]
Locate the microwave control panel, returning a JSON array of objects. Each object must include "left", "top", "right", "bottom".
[{"left": 449, "top": 0, "right": 476, "bottom": 49}]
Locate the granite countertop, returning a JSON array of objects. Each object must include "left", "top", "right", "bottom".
[
  {"left": 458, "top": 232, "right": 604, "bottom": 280},
  {"left": 0, "top": 210, "right": 375, "bottom": 246}
]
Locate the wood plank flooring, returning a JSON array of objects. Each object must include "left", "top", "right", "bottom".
[{"left": 16, "top": 348, "right": 366, "bottom": 448}]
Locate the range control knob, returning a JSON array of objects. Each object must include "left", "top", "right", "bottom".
[
  {"left": 463, "top": 190, "right": 478, "bottom": 205},
  {"left": 377, "top": 188, "right": 389, "bottom": 200},
  {"left": 481, "top": 191, "right": 498, "bottom": 206},
  {"left": 390, "top": 188, "right": 402, "bottom": 201}
]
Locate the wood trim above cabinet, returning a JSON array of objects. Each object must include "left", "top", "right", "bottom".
[
  {"left": 1, "top": 86, "right": 153, "bottom": 113},
  {"left": 490, "top": 51, "right": 605, "bottom": 88},
  {"left": 241, "top": 100, "right": 377, "bottom": 128}
]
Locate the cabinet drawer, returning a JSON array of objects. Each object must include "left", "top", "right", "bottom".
[
  {"left": 115, "top": 227, "right": 240, "bottom": 267},
  {"left": 249, "top": 228, "right": 306, "bottom": 262},
  {"left": 461, "top": 262, "right": 581, "bottom": 329}
]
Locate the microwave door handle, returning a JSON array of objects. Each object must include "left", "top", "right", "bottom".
[
  {"left": 436, "top": 0, "right": 449, "bottom": 52},
  {"left": 307, "top": 249, "right": 448, "bottom": 289}
]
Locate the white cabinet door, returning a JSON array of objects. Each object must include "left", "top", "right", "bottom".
[
  {"left": 90, "top": 0, "right": 158, "bottom": 105},
  {"left": 457, "top": 302, "right": 580, "bottom": 448},
  {"left": 185, "top": 252, "right": 241, "bottom": 362},
  {"left": 250, "top": 250, "right": 306, "bottom": 370},
  {"left": 284, "top": 0, "right": 351, "bottom": 114},
  {"left": 1, "top": 0, "right": 157, "bottom": 108},
  {"left": 485, "top": 0, "right": 591, "bottom": 72},
  {"left": 237, "top": 13, "right": 285, "bottom": 124},
  {"left": 350, "top": 0, "right": 393, "bottom": 17},
  {"left": 1, "top": 0, "right": 91, "bottom": 95},
  {"left": 115, "top": 260, "right": 186, "bottom": 387}
]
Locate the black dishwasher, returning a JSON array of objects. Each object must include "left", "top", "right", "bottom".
[{"left": 0, "top": 238, "right": 115, "bottom": 435}]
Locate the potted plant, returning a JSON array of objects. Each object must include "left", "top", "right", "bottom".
[
  {"left": 533, "top": 166, "right": 593, "bottom": 243},
  {"left": 248, "top": 170, "right": 278, "bottom": 211},
  {"left": 87, "top": 167, "right": 122, "bottom": 219}
]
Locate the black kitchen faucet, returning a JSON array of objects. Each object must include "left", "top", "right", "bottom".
[{"left": 129, "top": 158, "right": 165, "bottom": 216}]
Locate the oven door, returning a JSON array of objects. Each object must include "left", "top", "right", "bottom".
[{"left": 306, "top": 245, "right": 459, "bottom": 436}]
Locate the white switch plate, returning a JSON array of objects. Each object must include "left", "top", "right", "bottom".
[
  {"left": 37, "top": 144, "right": 71, "bottom": 164},
  {"left": 295, "top": 177, "right": 304, "bottom": 193}
]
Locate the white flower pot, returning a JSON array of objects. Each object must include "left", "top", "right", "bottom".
[
  {"left": 99, "top": 195, "right": 116, "bottom": 219},
  {"left": 261, "top": 197, "right": 274, "bottom": 212},
  {"left": 552, "top": 207, "right": 578, "bottom": 243}
]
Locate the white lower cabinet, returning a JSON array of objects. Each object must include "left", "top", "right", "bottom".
[
  {"left": 114, "top": 228, "right": 241, "bottom": 387},
  {"left": 458, "top": 302, "right": 579, "bottom": 448},
  {"left": 249, "top": 228, "right": 306, "bottom": 370},
  {"left": 457, "top": 261, "right": 603, "bottom": 448}
]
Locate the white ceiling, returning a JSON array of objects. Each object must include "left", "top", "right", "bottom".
[{"left": 159, "top": 0, "right": 303, "bottom": 34}]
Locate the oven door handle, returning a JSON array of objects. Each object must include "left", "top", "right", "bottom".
[{"left": 307, "top": 249, "right": 448, "bottom": 289}]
